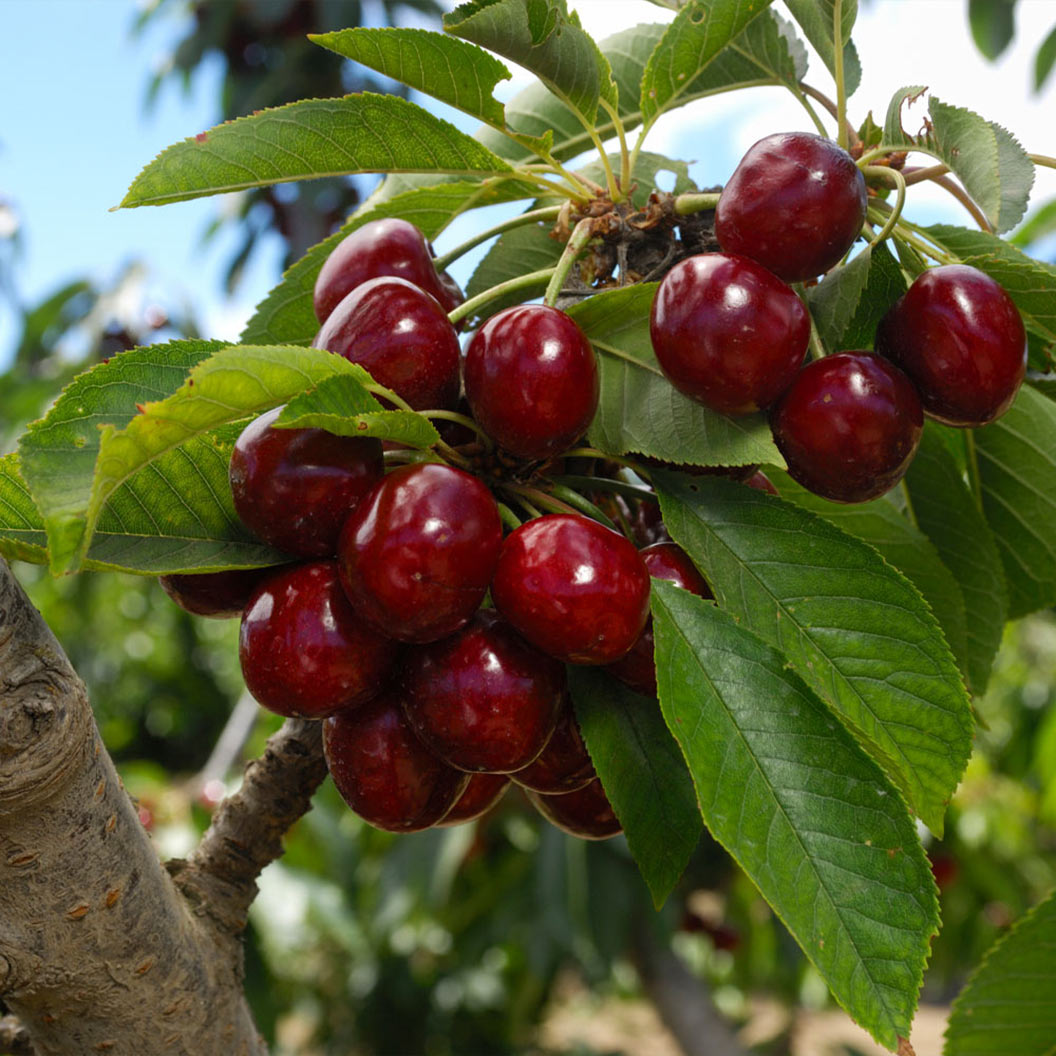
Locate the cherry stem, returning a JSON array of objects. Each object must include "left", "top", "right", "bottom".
[
  {"left": 903, "top": 163, "right": 950, "bottom": 185},
  {"left": 421, "top": 409, "right": 493, "bottom": 448},
  {"left": 553, "top": 474, "right": 653, "bottom": 502},
  {"left": 590, "top": 338, "right": 666, "bottom": 378},
  {"left": 497, "top": 502, "right": 523, "bottom": 532},
  {"left": 673, "top": 191, "right": 722, "bottom": 216},
  {"left": 799, "top": 82, "right": 859, "bottom": 149},
  {"left": 1030, "top": 153, "right": 1056, "bottom": 170},
  {"left": 599, "top": 97, "right": 633, "bottom": 196},
  {"left": 448, "top": 267, "right": 556, "bottom": 326},
  {"left": 544, "top": 217, "right": 596, "bottom": 308},
  {"left": 502, "top": 482, "right": 580, "bottom": 519},
  {"left": 564, "top": 447, "right": 649, "bottom": 475},
  {"left": 789, "top": 84, "right": 831, "bottom": 138},
  {"left": 547, "top": 483, "right": 620, "bottom": 531},
  {"left": 432, "top": 206, "right": 563, "bottom": 271},
  {"left": 861, "top": 165, "right": 907, "bottom": 248},
  {"left": 383, "top": 448, "right": 438, "bottom": 465},
  {"left": 832, "top": 0, "right": 848, "bottom": 151},
  {"left": 363, "top": 382, "right": 413, "bottom": 412}
]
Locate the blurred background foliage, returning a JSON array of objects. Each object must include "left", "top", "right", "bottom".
[{"left": 1, "top": 2, "right": 1054, "bottom": 1054}]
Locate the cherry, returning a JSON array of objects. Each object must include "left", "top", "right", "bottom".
[
  {"left": 400, "top": 609, "right": 565, "bottom": 773},
  {"left": 512, "top": 700, "right": 595, "bottom": 794},
  {"left": 312, "top": 276, "right": 461, "bottom": 411},
  {"left": 491, "top": 514, "right": 651, "bottom": 665},
  {"left": 239, "top": 561, "right": 397, "bottom": 719},
  {"left": 525, "top": 778, "right": 623, "bottom": 840},
  {"left": 338, "top": 462, "right": 502, "bottom": 643},
  {"left": 313, "top": 217, "right": 464, "bottom": 324},
  {"left": 229, "top": 406, "right": 383, "bottom": 557},
  {"left": 608, "top": 542, "right": 713, "bottom": 696},
  {"left": 875, "top": 264, "right": 1027, "bottom": 427},
  {"left": 715, "top": 132, "right": 867, "bottom": 282},
  {"left": 435, "top": 773, "right": 510, "bottom": 827},
  {"left": 770, "top": 352, "right": 924, "bottom": 503},
  {"left": 323, "top": 690, "right": 470, "bottom": 833},
  {"left": 650, "top": 253, "right": 810, "bottom": 415},
  {"left": 159, "top": 567, "right": 274, "bottom": 618},
  {"left": 463, "top": 304, "right": 598, "bottom": 460}
]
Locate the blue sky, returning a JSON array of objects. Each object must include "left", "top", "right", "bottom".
[{"left": 1, "top": 0, "right": 1054, "bottom": 371}]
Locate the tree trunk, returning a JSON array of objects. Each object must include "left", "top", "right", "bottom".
[{"left": 0, "top": 558, "right": 326, "bottom": 1055}]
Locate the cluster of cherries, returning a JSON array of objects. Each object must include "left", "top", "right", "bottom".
[
  {"left": 651, "top": 131, "right": 1028, "bottom": 503},
  {"left": 160, "top": 128, "right": 1028, "bottom": 840}
]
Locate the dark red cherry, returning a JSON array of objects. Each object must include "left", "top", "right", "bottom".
[
  {"left": 338, "top": 462, "right": 502, "bottom": 643},
  {"left": 875, "top": 264, "right": 1027, "bottom": 427},
  {"left": 312, "top": 276, "right": 461, "bottom": 411},
  {"left": 239, "top": 561, "right": 397, "bottom": 719},
  {"left": 744, "top": 469, "right": 778, "bottom": 495},
  {"left": 491, "top": 514, "right": 651, "bottom": 665},
  {"left": 770, "top": 352, "right": 924, "bottom": 503},
  {"left": 715, "top": 132, "right": 867, "bottom": 282},
  {"left": 159, "top": 567, "right": 274, "bottom": 618},
  {"left": 435, "top": 773, "right": 510, "bottom": 827},
  {"left": 401, "top": 610, "right": 565, "bottom": 773},
  {"left": 463, "top": 305, "right": 598, "bottom": 460},
  {"left": 230, "top": 406, "right": 383, "bottom": 557},
  {"left": 525, "top": 778, "right": 623, "bottom": 840},
  {"left": 323, "top": 691, "right": 470, "bottom": 833},
  {"left": 650, "top": 254, "right": 810, "bottom": 415},
  {"left": 512, "top": 700, "right": 595, "bottom": 794},
  {"left": 313, "top": 217, "right": 464, "bottom": 324},
  {"left": 608, "top": 543, "right": 713, "bottom": 695}
]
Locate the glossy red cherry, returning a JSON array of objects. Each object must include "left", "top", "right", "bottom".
[
  {"left": 229, "top": 406, "right": 383, "bottom": 557},
  {"left": 608, "top": 543, "right": 713, "bottom": 696},
  {"left": 435, "top": 773, "right": 510, "bottom": 827},
  {"left": 650, "top": 253, "right": 810, "bottom": 415},
  {"left": 770, "top": 352, "right": 924, "bottom": 503},
  {"left": 525, "top": 778, "right": 623, "bottom": 840},
  {"left": 338, "top": 462, "right": 502, "bottom": 643},
  {"left": 159, "top": 567, "right": 274, "bottom": 618},
  {"left": 313, "top": 217, "right": 464, "bottom": 324},
  {"left": 323, "top": 691, "right": 470, "bottom": 833},
  {"left": 239, "top": 561, "right": 398, "bottom": 719},
  {"left": 463, "top": 305, "right": 598, "bottom": 460},
  {"left": 401, "top": 610, "right": 565, "bottom": 773},
  {"left": 715, "top": 132, "right": 867, "bottom": 282},
  {"left": 512, "top": 700, "right": 595, "bottom": 794},
  {"left": 491, "top": 515, "right": 651, "bottom": 665},
  {"left": 875, "top": 264, "right": 1027, "bottom": 427},
  {"left": 312, "top": 276, "right": 461, "bottom": 411}
]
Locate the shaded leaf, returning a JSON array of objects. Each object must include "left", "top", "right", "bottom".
[
  {"left": 1035, "top": 22, "right": 1056, "bottom": 91},
  {"left": 784, "top": 0, "right": 862, "bottom": 96},
  {"left": 568, "top": 666, "right": 701, "bottom": 909},
  {"left": 654, "top": 472, "right": 973, "bottom": 835},
  {"left": 968, "top": 0, "right": 1017, "bottom": 61},
  {"left": 1010, "top": 198, "right": 1056, "bottom": 250},
  {"left": 652, "top": 581, "right": 937, "bottom": 1050}
]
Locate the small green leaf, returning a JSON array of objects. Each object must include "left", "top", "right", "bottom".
[
  {"left": 975, "top": 385, "right": 1056, "bottom": 618},
  {"left": 1010, "top": 198, "right": 1056, "bottom": 250},
  {"left": 905, "top": 426, "right": 1008, "bottom": 695},
  {"left": 119, "top": 94, "right": 513, "bottom": 209},
  {"left": 944, "top": 886, "right": 1056, "bottom": 1056},
  {"left": 568, "top": 666, "right": 701, "bottom": 910},
  {"left": 654, "top": 472, "right": 973, "bottom": 835},
  {"left": 784, "top": 0, "right": 862, "bottom": 96},
  {"left": 310, "top": 27, "right": 511, "bottom": 128},
  {"left": 639, "top": 0, "right": 777, "bottom": 128},
  {"left": 1034, "top": 22, "right": 1056, "bottom": 91},
  {"left": 566, "top": 285, "right": 783, "bottom": 469},
  {"left": 968, "top": 0, "right": 1017, "bottom": 61},
  {"left": 444, "top": 0, "right": 616, "bottom": 126},
  {"left": 277, "top": 376, "right": 441, "bottom": 449},
  {"left": 652, "top": 581, "right": 937, "bottom": 1050}
]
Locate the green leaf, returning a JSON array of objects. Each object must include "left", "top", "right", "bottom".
[
  {"left": 968, "top": 0, "right": 1017, "bottom": 61},
  {"left": 806, "top": 244, "right": 907, "bottom": 353},
  {"left": 1035, "top": 23, "right": 1056, "bottom": 91},
  {"left": 568, "top": 666, "right": 701, "bottom": 909},
  {"left": 770, "top": 468, "right": 970, "bottom": 687},
  {"left": 883, "top": 90, "right": 1034, "bottom": 234},
  {"left": 241, "top": 179, "right": 536, "bottom": 347},
  {"left": 654, "top": 472, "right": 973, "bottom": 835},
  {"left": 944, "top": 887, "right": 1056, "bottom": 1056},
  {"left": 0, "top": 454, "right": 48, "bottom": 565},
  {"left": 975, "top": 384, "right": 1056, "bottom": 619},
  {"left": 119, "top": 94, "right": 513, "bottom": 209},
  {"left": 639, "top": 0, "right": 777, "bottom": 128},
  {"left": 444, "top": 0, "right": 616, "bottom": 127},
  {"left": 924, "top": 224, "right": 1056, "bottom": 369},
  {"left": 17, "top": 340, "right": 227, "bottom": 575},
  {"left": 310, "top": 27, "right": 511, "bottom": 129},
  {"left": 784, "top": 0, "right": 862, "bottom": 96},
  {"left": 905, "top": 426, "right": 1008, "bottom": 696},
  {"left": 277, "top": 376, "right": 441, "bottom": 449},
  {"left": 566, "top": 285, "right": 783, "bottom": 469},
  {"left": 652, "top": 581, "right": 937, "bottom": 1050},
  {"left": 1010, "top": 198, "right": 1056, "bottom": 250}
]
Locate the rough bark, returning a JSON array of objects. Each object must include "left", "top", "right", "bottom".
[{"left": 0, "top": 558, "right": 325, "bottom": 1055}]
